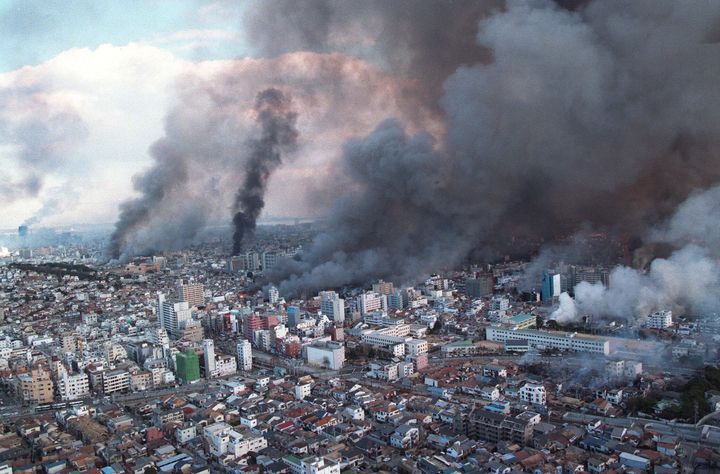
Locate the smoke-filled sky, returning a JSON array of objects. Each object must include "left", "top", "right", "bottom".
[{"left": 5, "top": 1, "right": 720, "bottom": 302}]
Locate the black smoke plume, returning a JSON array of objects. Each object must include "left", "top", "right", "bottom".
[{"left": 232, "top": 89, "right": 299, "bottom": 255}]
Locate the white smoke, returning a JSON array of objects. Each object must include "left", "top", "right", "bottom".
[
  {"left": 546, "top": 185, "right": 720, "bottom": 325},
  {"left": 549, "top": 291, "right": 578, "bottom": 324}
]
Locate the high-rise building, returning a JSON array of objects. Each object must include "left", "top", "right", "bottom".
[
  {"left": 287, "top": 306, "right": 300, "bottom": 328},
  {"left": 236, "top": 340, "right": 252, "bottom": 371},
  {"left": 320, "top": 291, "right": 345, "bottom": 324},
  {"left": 647, "top": 310, "right": 673, "bottom": 329},
  {"left": 158, "top": 293, "right": 193, "bottom": 339},
  {"left": 243, "top": 314, "right": 263, "bottom": 340},
  {"left": 541, "top": 271, "right": 561, "bottom": 302},
  {"left": 262, "top": 251, "right": 278, "bottom": 271},
  {"left": 15, "top": 367, "right": 54, "bottom": 404},
  {"left": 358, "top": 291, "right": 387, "bottom": 315},
  {"left": 267, "top": 285, "right": 279, "bottom": 304},
  {"left": 176, "top": 349, "right": 200, "bottom": 382},
  {"left": 466, "top": 274, "right": 494, "bottom": 298},
  {"left": 388, "top": 290, "right": 405, "bottom": 310},
  {"left": 177, "top": 280, "right": 205, "bottom": 308},
  {"left": 203, "top": 339, "right": 216, "bottom": 378}
]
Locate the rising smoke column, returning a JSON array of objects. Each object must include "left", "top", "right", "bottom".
[
  {"left": 232, "top": 89, "right": 299, "bottom": 255},
  {"left": 266, "top": 0, "right": 720, "bottom": 296}
]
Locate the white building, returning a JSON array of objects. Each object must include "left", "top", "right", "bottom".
[
  {"left": 320, "top": 291, "right": 345, "bottom": 324},
  {"left": 237, "top": 340, "right": 252, "bottom": 371},
  {"left": 647, "top": 310, "right": 673, "bottom": 329},
  {"left": 405, "top": 339, "right": 428, "bottom": 357},
  {"left": 486, "top": 327, "right": 610, "bottom": 355},
  {"left": 102, "top": 369, "right": 130, "bottom": 394},
  {"left": 306, "top": 342, "right": 345, "bottom": 370},
  {"left": 157, "top": 294, "right": 192, "bottom": 339},
  {"left": 267, "top": 285, "right": 279, "bottom": 304},
  {"left": 58, "top": 372, "right": 90, "bottom": 401},
  {"left": 520, "top": 383, "right": 546, "bottom": 406},
  {"left": 215, "top": 355, "right": 237, "bottom": 377},
  {"left": 203, "top": 339, "right": 216, "bottom": 378},
  {"left": 358, "top": 291, "right": 387, "bottom": 315},
  {"left": 284, "top": 456, "right": 340, "bottom": 474},
  {"left": 295, "top": 382, "right": 312, "bottom": 400}
]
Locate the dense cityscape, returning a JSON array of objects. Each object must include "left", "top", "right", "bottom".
[
  {"left": 4, "top": 0, "right": 720, "bottom": 473},
  {"left": 0, "top": 224, "right": 718, "bottom": 474}
]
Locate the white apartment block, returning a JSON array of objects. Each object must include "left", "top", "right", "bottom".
[
  {"left": 58, "top": 372, "right": 90, "bottom": 401},
  {"left": 237, "top": 340, "right": 252, "bottom": 371},
  {"left": 102, "top": 369, "right": 130, "bottom": 394},
  {"left": 405, "top": 339, "right": 428, "bottom": 357},
  {"left": 647, "top": 310, "right": 673, "bottom": 329},
  {"left": 486, "top": 327, "right": 610, "bottom": 355},
  {"left": 520, "top": 383, "right": 547, "bottom": 406},
  {"left": 320, "top": 291, "right": 345, "bottom": 323},
  {"left": 214, "top": 355, "right": 237, "bottom": 377},
  {"left": 306, "top": 342, "right": 345, "bottom": 370},
  {"left": 358, "top": 291, "right": 387, "bottom": 315}
]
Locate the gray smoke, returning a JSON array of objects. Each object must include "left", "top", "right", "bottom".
[
  {"left": 268, "top": 0, "right": 720, "bottom": 295},
  {"left": 243, "top": 0, "right": 501, "bottom": 115},
  {"left": 106, "top": 52, "right": 421, "bottom": 261},
  {"left": 232, "top": 89, "right": 299, "bottom": 255}
]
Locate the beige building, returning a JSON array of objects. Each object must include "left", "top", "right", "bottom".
[
  {"left": 177, "top": 280, "right": 205, "bottom": 308},
  {"left": 16, "top": 367, "right": 54, "bottom": 404}
]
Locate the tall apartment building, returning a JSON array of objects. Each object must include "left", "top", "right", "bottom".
[
  {"left": 320, "top": 291, "right": 345, "bottom": 324},
  {"left": 466, "top": 274, "right": 494, "bottom": 298},
  {"left": 58, "top": 372, "right": 90, "bottom": 401},
  {"left": 267, "top": 285, "right": 279, "bottom": 304},
  {"left": 16, "top": 367, "right": 54, "bottom": 404},
  {"left": 177, "top": 280, "right": 205, "bottom": 308},
  {"left": 541, "top": 271, "right": 561, "bottom": 302},
  {"left": 158, "top": 293, "right": 193, "bottom": 339},
  {"left": 102, "top": 369, "right": 130, "bottom": 394},
  {"left": 647, "top": 310, "right": 673, "bottom": 329},
  {"left": 203, "top": 339, "right": 216, "bottom": 378},
  {"left": 358, "top": 291, "right": 387, "bottom": 315},
  {"left": 237, "top": 340, "right": 253, "bottom": 371},
  {"left": 243, "top": 314, "right": 263, "bottom": 340}
]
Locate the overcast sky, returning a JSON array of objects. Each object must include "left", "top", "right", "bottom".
[{"left": 0, "top": 1, "right": 256, "bottom": 227}]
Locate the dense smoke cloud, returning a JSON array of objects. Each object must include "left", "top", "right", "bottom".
[
  {"left": 107, "top": 52, "right": 423, "bottom": 260},
  {"left": 243, "top": 0, "right": 501, "bottom": 115},
  {"left": 232, "top": 89, "right": 299, "bottom": 254},
  {"left": 268, "top": 0, "right": 720, "bottom": 295}
]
